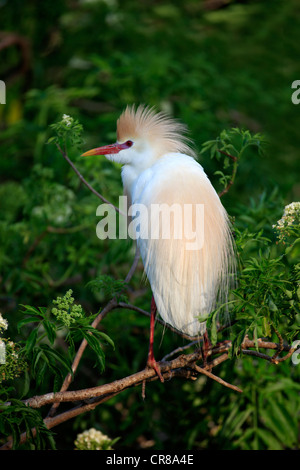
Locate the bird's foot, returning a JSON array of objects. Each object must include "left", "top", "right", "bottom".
[
  {"left": 142, "top": 356, "right": 164, "bottom": 400},
  {"left": 147, "top": 355, "right": 164, "bottom": 383}
]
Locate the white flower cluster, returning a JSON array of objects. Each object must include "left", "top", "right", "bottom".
[
  {"left": 74, "top": 428, "right": 113, "bottom": 450},
  {"left": 0, "top": 313, "right": 8, "bottom": 333},
  {"left": 273, "top": 202, "right": 300, "bottom": 243},
  {"left": 0, "top": 314, "right": 8, "bottom": 364},
  {"left": 62, "top": 114, "right": 73, "bottom": 127}
]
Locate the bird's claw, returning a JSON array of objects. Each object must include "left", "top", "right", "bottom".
[{"left": 147, "top": 356, "right": 164, "bottom": 383}]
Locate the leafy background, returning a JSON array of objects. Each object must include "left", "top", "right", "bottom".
[{"left": 0, "top": 0, "right": 299, "bottom": 450}]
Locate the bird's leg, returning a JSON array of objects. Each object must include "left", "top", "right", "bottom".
[
  {"left": 202, "top": 330, "right": 212, "bottom": 367},
  {"left": 146, "top": 296, "right": 164, "bottom": 382}
]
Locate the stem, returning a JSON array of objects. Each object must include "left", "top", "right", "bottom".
[
  {"left": 55, "top": 143, "right": 125, "bottom": 216},
  {"left": 217, "top": 150, "right": 239, "bottom": 198}
]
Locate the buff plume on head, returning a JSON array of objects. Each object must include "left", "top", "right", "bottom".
[{"left": 116, "top": 105, "right": 197, "bottom": 159}]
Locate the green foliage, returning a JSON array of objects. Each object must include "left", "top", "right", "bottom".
[
  {"left": 17, "top": 290, "right": 114, "bottom": 383},
  {"left": 201, "top": 127, "right": 266, "bottom": 192},
  {"left": 0, "top": 339, "right": 27, "bottom": 385},
  {"left": 0, "top": 397, "right": 56, "bottom": 450},
  {"left": 48, "top": 114, "right": 84, "bottom": 149},
  {"left": 87, "top": 275, "right": 128, "bottom": 303}
]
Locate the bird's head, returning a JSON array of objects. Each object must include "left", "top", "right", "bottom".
[{"left": 81, "top": 105, "right": 196, "bottom": 169}]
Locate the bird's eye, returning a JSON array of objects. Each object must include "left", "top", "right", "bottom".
[{"left": 126, "top": 140, "right": 133, "bottom": 148}]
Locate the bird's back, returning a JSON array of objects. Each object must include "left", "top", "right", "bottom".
[{"left": 131, "top": 153, "right": 236, "bottom": 337}]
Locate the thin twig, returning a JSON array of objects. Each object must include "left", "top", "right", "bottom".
[
  {"left": 55, "top": 143, "right": 125, "bottom": 216},
  {"left": 271, "top": 326, "right": 284, "bottom": 362},
  {"left": 217, "top": 149, "right": 238, "bottom": 198},
  {"left": 162, "top": 340, "right": 199, "bottom": 361},
  {"left": 217, "top": 149, "right": 237, "bottom": 162},
  {"left": 192, "top": 364, "right": 243, "bottom": 393},
  {"left": 124, "top": 245, "right": 140, "bottom": 283},
  {"left": 218, "top": 180, "right": 234, "bottom": 198}
]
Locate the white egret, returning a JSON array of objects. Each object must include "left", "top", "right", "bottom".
[{"left": 82, "top": 105, "right": 236, "bottom": 381}]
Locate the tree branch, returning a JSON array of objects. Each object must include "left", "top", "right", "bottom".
[{"left": 1, "top": 334, "right": 296, "bottom": 450}]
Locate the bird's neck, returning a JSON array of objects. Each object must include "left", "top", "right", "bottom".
[
  {"left": 120, "top": 148, "right": 155, "bottom": 198},
  {"left": 121, "top": 164, "right": 141, "bottom": 201}
]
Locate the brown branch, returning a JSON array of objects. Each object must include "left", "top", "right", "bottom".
[
  {"left": 241, "top": 337, "right": 291, "bottom": 353},
  {"left": 218, "top": 180, "right": 234, "bottom": 198},
  {"left": 1, "top": 368, "right": 197, "bottom": 451},
  {"left": 162, "top": 340, "right": 199, "bottom": 361},
  {"left": 1, "top": 335, "right": 296, "bottom": 450},
  {"left": 217, "top": 149, "right": 237, "bottom": 162},
  {"left": 19, "top": 349, "right": 228, "bottom": 410},
  {"left": 192, "top": 364, "right": 243, "bottom": 393},
  {"left": 4, "top": 338, "right": 294, "bottom": 410},
  {"left": 270, "top": 327, "right": 284, "bottom": 362}
]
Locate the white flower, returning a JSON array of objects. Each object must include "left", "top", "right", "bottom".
[
  {"left": 74, "top": 428, "right": 113, "bottom": 450},
  {"left": 0, "top": 340, "right": 5, "bottom": 364},
  {"left": 62, "top": 114, "right": 73, "bottom": 127},
  {"left": 273, "top": 202, "right": 300, "bottom": 243},
  {"left": 275, "top": 202, "right": 300, "bottom": 228},
  {"left": 0, "top": 313, "right": 8, "bottom": 332}
]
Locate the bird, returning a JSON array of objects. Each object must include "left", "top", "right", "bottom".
[{"left": 82, "top": 104, "right": 236, "bottom": 381}]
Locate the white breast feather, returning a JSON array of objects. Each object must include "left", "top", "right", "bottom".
[{"left": 131, "top": 153, "right": 236, "bottom": 337}]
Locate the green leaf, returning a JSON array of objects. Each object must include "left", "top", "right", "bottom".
[
  {"left": 81, "top": 329, "right": 106, "bottom": 371},
  {"left": 35, "top": 358, "right": 48, "bottom": 386},
  {"left": 256, "top": 428, "right": 283, "bottom": 450},
  {"left": 42, "top": 320, "right": 57, "bottom": 344},
  {"left": 20, "top": 369, "right": 31, "bottom": 399},
  {"left": 17, "top": 316, "right": 41, "bottom": 331},
  {"left": 207, "top": 310, "right": 219, "bottom": 346},
  {"left": 260, "top": 399, "right": 297, "bottom": 447},
  {"left": 25, "top": 328, "right": 38, "bottom": 355},
  {"left": 262, "top": 317, "right": 271, "bottom": 337},
  {"left": 44, "top": 348, "right": 72, "bottom": 375},
  {"left": 20, "top": 305, "right": 45, "bottom": 318},
  {"left": 94, "top": 330, "right": 115, "bottom": 349}
]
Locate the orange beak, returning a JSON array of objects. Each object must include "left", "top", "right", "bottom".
[{"left": 81, "top": 142, "right": 129, "bottom": 157}]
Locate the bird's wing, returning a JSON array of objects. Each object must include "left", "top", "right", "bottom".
[{"left": 131, "top": 154, "right": 236, "bottom": 337}]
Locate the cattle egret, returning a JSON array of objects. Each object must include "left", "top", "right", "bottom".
[{"left": 82, "top": 105, "right": 236, "bottom": 381}]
